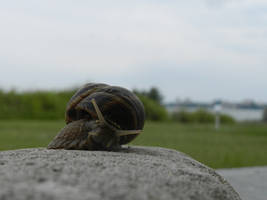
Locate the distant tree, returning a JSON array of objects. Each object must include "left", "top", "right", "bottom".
[
  {"left": 133, "top": 87, "right": 167, "bottom": 121},
  {"left": 133, "top": 87, "right": 163, "bottom": 104},
  {"left": 137, "top": 95, "right": 168, "bottom": 121},
  {"left": 146, "top": 87, "right": 163, "bottom": 104},
  {"left": 263, "top": 108, "right": 267, "bottom": 123}
]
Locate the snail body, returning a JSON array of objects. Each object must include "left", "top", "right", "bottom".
[{"left": 47, "top": 83, "right": 145, "bottom": 150}]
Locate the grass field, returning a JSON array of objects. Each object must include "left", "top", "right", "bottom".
[{"left": 0, "top": 120, "right": 266, "bottom": 169}]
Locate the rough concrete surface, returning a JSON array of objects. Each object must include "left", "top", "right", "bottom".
[
  {"left": 217, "top": 167, "right": 267, "bottom": 200},
  {"left": 0, "top": 146, "right": 241, "bottom": 200}
]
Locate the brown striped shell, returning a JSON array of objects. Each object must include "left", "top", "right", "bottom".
[{"left": 64, "top": 83, "right": 145, "bottom": 145}]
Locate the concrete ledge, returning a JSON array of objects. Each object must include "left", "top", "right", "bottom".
[
  {"left": 0, "top": 146, "right": 241, "bottom": 200},
  {"left": 217, "top": 167, "right": 267, "bottom": 200}
]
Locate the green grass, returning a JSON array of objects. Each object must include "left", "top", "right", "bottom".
[
  {"left": 0, "top": 120, "right": 267, "bottom": 169},
  {"left": 0, "top": 120, "right": 64, "bottom": 150}
]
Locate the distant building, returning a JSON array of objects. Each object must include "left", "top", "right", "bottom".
[{"left": 165, "top": 100, "right": 266, "bottom": 122}]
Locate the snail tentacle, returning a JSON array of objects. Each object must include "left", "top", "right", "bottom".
[
  {"left": 116, "top": 130, "right": 142, "bottom": 136},
  {"left": 91, "top": 98, "right": 142, "bottom": 137},
  {"left": 91, "top": 98, "right": 107, "bottom": 125}
]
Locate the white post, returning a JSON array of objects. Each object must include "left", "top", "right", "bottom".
[{"left": 214, "top": 103, "right": 221, "bottom": 130}]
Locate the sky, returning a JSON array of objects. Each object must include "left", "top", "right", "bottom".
[{"left": 0, "top": 0, "right": 267, "bottom": 103}]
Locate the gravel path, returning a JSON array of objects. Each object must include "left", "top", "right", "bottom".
[{"left": 217, "top": 167, "right": 267, "bottom": 200}]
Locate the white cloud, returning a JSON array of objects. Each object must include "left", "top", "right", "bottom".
[{"left": 0, "top": 0, "right": 267, "bottom": 101}]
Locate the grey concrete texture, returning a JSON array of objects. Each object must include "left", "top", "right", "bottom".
[
  {"left": 0, "top": 146, "right": 241, "bottom": 200},
  {"left": 217, "top": 167, "right": 267, "bottom": 200}
]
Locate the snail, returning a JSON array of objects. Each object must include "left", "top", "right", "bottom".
[{"left": 47, "top": 83, "right": 145, "bottom": 151}]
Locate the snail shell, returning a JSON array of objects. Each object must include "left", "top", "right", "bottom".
[{"left": 47, "top": 83, "right": 145, "bottom": 150}]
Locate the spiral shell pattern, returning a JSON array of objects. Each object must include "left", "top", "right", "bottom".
[{"left": 65, "top": 83, "right": 145, "bottom": 144}]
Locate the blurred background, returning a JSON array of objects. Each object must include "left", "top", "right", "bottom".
[{"left": 0, "top": 0, "right": 267, "bottom": 169}]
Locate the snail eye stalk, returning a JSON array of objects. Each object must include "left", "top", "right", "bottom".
[
  {"left": 91, "top": 98, "right": 106, "bottom": 125},
  {"left": 91, "top": 98, "right": 117, "bottom": 132},
  {"left": 91, "top": 98, "right": 142, "bottom": 136},
  {"left": 116, "top": 130, "right": 142, "bottom": 136}
]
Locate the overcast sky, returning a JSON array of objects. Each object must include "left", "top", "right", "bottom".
[{"left": 0, "top": 0, "right": 266, "bottom": 102}]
